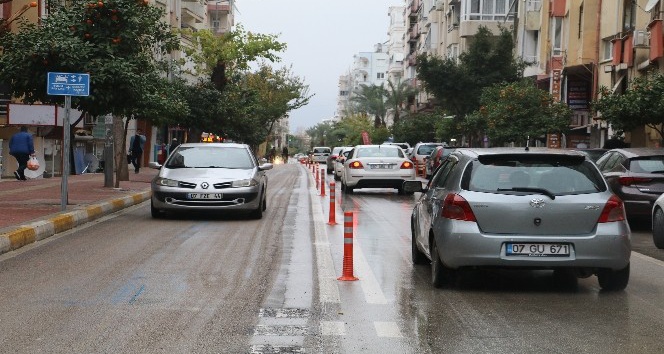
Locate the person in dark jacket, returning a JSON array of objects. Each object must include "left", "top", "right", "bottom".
[
  {"left": 169, "top": 138, "right": 180, "bottom": 153},
  {"left": 9, "top": 126, "right": 35, "bottom": 181},
  {"left": 128, "top": 129, "right": 146, "bottom": 174}
]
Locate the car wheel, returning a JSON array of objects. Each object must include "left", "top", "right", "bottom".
[
  {"left": 653, "top": 208, "right": 664, "bottom": 249},
  {"left": 597, "top": 263, "right": 629, "bottom": 291},
  {"left": 430, "top": 237, "right": 454, "bottom": 288},
  {"left": 151, "top": 200, "right": 163, "bottom": 219},
  {"left": 261, "top": 190, "right": 267, "bottom": 211},
  {"left": 250, "top": 190, "right": 265, "bottom": 219},
  {"left": 411, "top": 219, "right": 427, "bottom": 265}
]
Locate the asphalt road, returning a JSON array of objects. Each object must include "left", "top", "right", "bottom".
[{"left": 0, "top": 163, "right": 663, "bottom": 353}]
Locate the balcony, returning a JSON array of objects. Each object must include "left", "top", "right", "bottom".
[
  {"left": 409, "top": 23, "right": 420, "bottom": 40},
  {"left": 208, "top": 1, "right": 231, "bottom": 14},
  {"left": 648, "top": 19, "right": 663, "bottom": 62},
  {"left": 409, "top": 0, "right": 420, "bottom": 17},
  {"left": 182, "top": 1, "right": 206, "bottom": 24}
]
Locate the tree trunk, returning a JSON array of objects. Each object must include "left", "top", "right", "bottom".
[{"left": 113, "top": 115, "right": 129, "bottom": 188}]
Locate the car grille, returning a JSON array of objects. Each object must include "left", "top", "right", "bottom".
[
  {"left": 178, "top": 181, "right": 197, "bottom": 189},
  {"left": 213, "top": 182, "right": 233, "bottom": 189}
]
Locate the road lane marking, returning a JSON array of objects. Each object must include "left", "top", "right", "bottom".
[
  {"left": 320, "top": 321, "right": 346, "bottom": 336},
  {"left": 353, "top": 237, "right": 389, "bottom": 304},
  {"left": 633, "top": 251, "right": 664, "bottom": 267},
  {"left": 374, "top": 321, "right": 402, "bottom": 338},
  {"left": 249, "top": 345, "right": 304, "bottom": 353}
]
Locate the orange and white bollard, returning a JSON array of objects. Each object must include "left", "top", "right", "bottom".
[
  {"left": 320, "top": 167, "right": 326, "bottom": 197},
  {"left": 327, "top": 182, "right": 336, "bottom": 225},
  {"left": 315, "top": 164, "right": 320, "bottom": 191},
  {"left": 338, "top": 211, "right": 359, "bottom": 281}
]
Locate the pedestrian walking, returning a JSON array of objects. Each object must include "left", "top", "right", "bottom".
[
  {"left": 268, "top": 146, "right": 277, "bottom": 163},
  {"left": 282, "top": 146, "right": 289, "bottom": 163},
  {"left": 169, "top": 138, "right": 180, "bottom": 153},
  {"left": 128, "top": 129, "right": 146, "bottom": 174},
  {"left": 9, "top": 126, "right": 35, "bottom": 181}
]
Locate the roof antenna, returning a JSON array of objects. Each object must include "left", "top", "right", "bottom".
[{"left": 525, "top": 136, "right": 530, "bottom": 151}]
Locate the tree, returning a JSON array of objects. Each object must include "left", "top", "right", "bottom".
[
  {"left": 593, "top": 72, "right": 664, "bottom": 143},
  {"left": 350, "top": 84, "right": 388, "bottom": 127},
  {"left": 416, "top": 26, "right": 524, "bottom": 138},
  {"left": 0, "top": 0, "right": 183, "bottom": 185},
  {"left": 477, "top": 80, "right": 572, "bottom": 146},
  {"left": 390, "top": 111, "right": 441, "bottom": 145},
  {"left": 385, "top": 78, "right": 418, "bottom": 125}
]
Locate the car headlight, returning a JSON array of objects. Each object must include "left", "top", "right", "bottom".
[
  {"left": 232, "top": 178, "right": 258, "bottom": 187},
  {"left": 154, "top": 177, "right": 179, "bottom": 187}
]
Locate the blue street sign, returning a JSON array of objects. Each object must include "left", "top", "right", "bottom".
[{"left": 47, "top": 72, "right": 90, "bottom": 96}]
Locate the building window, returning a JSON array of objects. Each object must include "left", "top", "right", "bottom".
[
  {"left": 623, "top": 0, "right": 636, "bottom": 31},
  {"left": 602, "top": 38, "right": 613, "bottom": 61},
  {"left": 552, "top": 17, "right": 563, "bottom": 56},
  {"left": 447, "top": 44, "right": 459, "bottom": 61},
  {"left": 377, "top": 73, "right": 385, "bottom": 79},
  {"left": 463, "top": 0, "right": 512, "bottom": 21},
  {"left": 523, "top": 30, "right": 539, "bottom": 64},
  {"left": 578, "top": 4, "right": 584, "bottom": 39}
]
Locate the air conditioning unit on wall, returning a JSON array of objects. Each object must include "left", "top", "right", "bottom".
[{"left": 633, "top": 30, "right": 650, "bottom": 48}]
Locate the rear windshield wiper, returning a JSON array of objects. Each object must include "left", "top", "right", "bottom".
[{"left": 497, "top": 187, "right": 556, "bottom": 200}]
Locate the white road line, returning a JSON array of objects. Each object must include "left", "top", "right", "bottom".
[
  {"left": 632, "top": 251, "right": 664, "bottom": 267},
  {"left": 310, "top": 168, "right": 341, "bottom": 304},
  {"left": 353, "top": 240, "right": 389, "bottom": 304},
  {"left": 374, "top": 321, "right": 402, "bottom": 338},
  {"left": 320, "top": 321, "right": 346, "bottom": 336}
]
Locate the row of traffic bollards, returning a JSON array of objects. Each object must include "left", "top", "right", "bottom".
[{"left": 307, "top": 161, "right": 358, "bottom": 282}]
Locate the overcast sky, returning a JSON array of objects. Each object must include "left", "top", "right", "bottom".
[{"left": 235, "top": 0, "right": 403, "bottom": 133}]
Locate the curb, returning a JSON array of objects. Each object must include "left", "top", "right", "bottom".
[{"left": 0, "top": 191, "right": 151, "bottom": 256}]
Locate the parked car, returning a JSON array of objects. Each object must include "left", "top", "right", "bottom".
[
  {"left": 311, "top": 146, "right": 331, "bottom": 164},
  {"left": 404, "top": 148, "right": 631, "bottom": 291},
  {"left": 341, "top": 144, "right": 415, "bottom": 194},
  {"left": 333, "top": 146, "right": 353, "bottom": 180},
  {"left": 595, "top": 148, "right": 664, "bottom": 220},
  {"left": 149, "top": 143, "right": 273, "bottom": 219},
  {"left": 572, "top": 148, "right": 608, "bottom": 162},
  {"left": 381, "top": 142, "right": 411, "bottom": 152},
  {"left": 327, "top": 146, "right": 348, "bottom": 173},
  {"left": 409, "top": 142, "right": 445, "bottom": 175},
  {"left": 425, "top": 146, "right": 457, "bottom": 179},
  {"left": 651, "top": 193, "right": 664, "bottom": 249}
]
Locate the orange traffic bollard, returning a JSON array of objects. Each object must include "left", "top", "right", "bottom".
[
  {"left": 338, "top": 211, "right": 359, "bottom": 281},
  {"left": 327, "top": 182, "right": 336, "bottom": 225},
  {"left": 320, "top": 167, "right": 326, "bottom": 197},
  {"left": 315, "top": 165, "right": 320, "bottom": 191}
]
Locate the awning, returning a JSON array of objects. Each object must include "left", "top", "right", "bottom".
[{"left": 562, "top": 63, "right": 594, "bottom": 80}]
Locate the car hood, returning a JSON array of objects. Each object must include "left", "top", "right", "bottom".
[{"left": 159, "top": 167, "right": 256, "bottom": 181}]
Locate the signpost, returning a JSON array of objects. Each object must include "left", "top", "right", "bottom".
[{"left": 47, "top": 72, "right": 90, "bottom": 211}]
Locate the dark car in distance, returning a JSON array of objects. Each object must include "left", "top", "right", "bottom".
[{"left": 595, "top": 148, "right": 664, "bottom": 220}]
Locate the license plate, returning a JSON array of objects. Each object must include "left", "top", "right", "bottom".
[
  {"left": 370, "top": 164, "right": 392, "bottom": 169},
  {"left": 506, "top": 243, "right": 570, "bottom": 257},
  {"left": 187, "top": 193, "right": 223, "bottom": 200}
]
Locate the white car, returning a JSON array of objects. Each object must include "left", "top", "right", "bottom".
[
  {"left": 333, "top": 146, "right": 353, "bottom": 180},
  {"left": 651, "top": 193, "right": 664, "bottom": 249},
  {"left": 311, "top": 146, "right": 331, "bottom": 164},
  {"left": 341, "top": 144, "right": 416, "bottom": 194}
]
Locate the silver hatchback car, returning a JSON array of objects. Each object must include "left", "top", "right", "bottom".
[
  {"left": 150, "top": 143, "right": 273, "bottom": 219},
  {"left": 405, "top": 148, "right": 631, "bottom": 291}
]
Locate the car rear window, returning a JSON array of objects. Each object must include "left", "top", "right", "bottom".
[
  {"left": 628, "top": 156, "right": 664, "bottom": 173},
  {"left": 313, "top": 148, "right": 331, "bottom": 154},
  {"left": 462, "top": 154, "right": 606, "bottom": 195},
  {"left": 417, "top": 144, "right": 438, "bottom": 155},
  {"left": 356, "top": 146, "right": 404, "bottom": 158}
]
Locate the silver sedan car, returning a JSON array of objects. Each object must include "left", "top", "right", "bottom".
[
  {"left": 149, "top": 143, "right": 273, "bottom": 219},
  {"left": 405, "top": 148, "right": 631, "bottom": 291},
  {"left": 341, "top": 144, "right": 416, "bottom": 194}
]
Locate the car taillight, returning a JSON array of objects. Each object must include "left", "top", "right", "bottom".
[
  {"left": 349, "top": 161, "right": 364, "bottom": 169},
  {"left": 330, "top": 156, "right": 337, "bottom": 160},
  {"left": 597, "top": 195, "right": 626, "bottom": 223},
  {"left": 618, "top": 176, "right": 652, "bottom": 186},
  {"left": 400, "top": 161, "right": 413, "bottom": 169},
  {"left": 441, "top": 193, "right": 476, "bottom": 222}
]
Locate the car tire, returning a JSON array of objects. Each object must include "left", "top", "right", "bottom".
[
  {"left": 151, "top": 200, "right": 163, "bottom": 219},
  {"left": 653, "top": 208, "right": 664, "bottom": 249},
  {"left": 411, "top": 220, "right": 427, "bottom": 265},
  {"left": 597, "top": 263, "right": 629, "bottom": 291},
  {"left": 250, "top": 190, "right": 265, "bottom": 219},
  {"left": 431, "top": 238, "right": 454, "bottom": 288}
]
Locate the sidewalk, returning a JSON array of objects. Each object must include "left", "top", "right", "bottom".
[{"left": 0, "top": 169, "right": 157, "bottom": 255}]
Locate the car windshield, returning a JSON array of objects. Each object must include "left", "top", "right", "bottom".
[
  {"left": 356, "top": 146, "right": 403, "bottom": 158},
  {"left": 314, "top": 148, "right": 331, "bottom": 154},
  {"left": 463, "top": 155, "right": 606, "bottom": 195},
  {"left": 629, "top": 156, "right": 664, "bottom": 173},
  {"left": 165, "top": 146, "right": 255, "bottom": 169}
]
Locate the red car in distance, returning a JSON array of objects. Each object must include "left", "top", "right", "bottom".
[{"left": 425, "top": 146, "right": 456, "bottom": 178}]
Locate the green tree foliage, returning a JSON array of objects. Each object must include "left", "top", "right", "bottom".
[
  {"left": 593, "top": 72, "right": 664, "bottom": 142},
  {"left": 478, "top": 80, "right": 571, "bottom": 145},
  {"left": 385, "top": 79, "right": 418, "bottom": 125},
  {"left": 391, "top": 111, "right": 441, "bottom": 145},
  {"left": 306, "top": 121, "right": 336, "bottom": 148},
  {"left": 0, "top": 0, "right": 181, "bottom": 119},
  {"left": 350, "top": 84, "right": 388, "bottom": 127},
  {"left": 416, "top": 26, "right": 524, "bottom": 136}
]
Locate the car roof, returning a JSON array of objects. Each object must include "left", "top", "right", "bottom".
[
  {"left": 178, "top": 142, "right": 248, "bottom": 149},
  {"left": 450, "top": 147, "right": 588, "bottom": 158},
  {"left": 606, "top": 148, "right": 664, "bottom": 158}
]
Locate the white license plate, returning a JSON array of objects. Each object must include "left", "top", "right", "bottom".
[
  {"left": 506, "top": 243, "right": 570, "bottom": 257},
  {"left": 370, "top": 164, "right": 392, "bottom": 169},
  {"left": 187, "top": 193, "right": 223, "bottom": 200}
]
